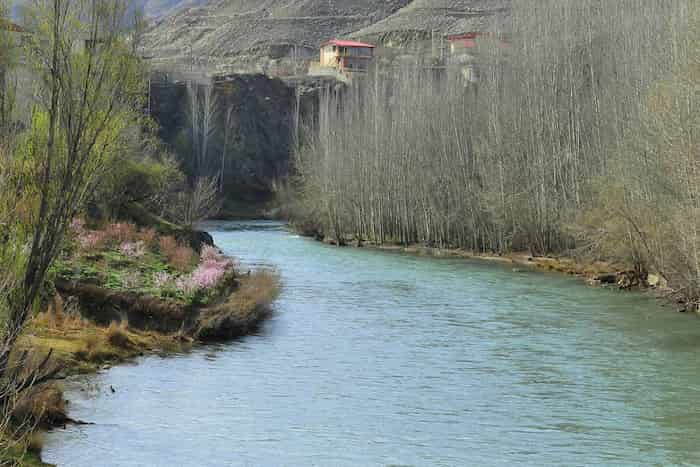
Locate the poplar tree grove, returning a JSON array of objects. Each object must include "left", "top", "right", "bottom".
[{"left": 292, "top": 0, "right": 699, "bottom": 306}]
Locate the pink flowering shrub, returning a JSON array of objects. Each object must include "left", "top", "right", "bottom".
[
  {"left": 120, "top": 241, "right": 146, "bottom": 258},
  {"left": 200, "top": 245, "right": 221, "bottom": 262},
  {"left": 173, "top": 247, "right": 233, "bottom": 296}
]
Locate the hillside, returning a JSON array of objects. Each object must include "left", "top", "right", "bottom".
[
  {"left": 141, "top": 0, "right": 411, "bottom": 73},
  {"left": 350, "top": 0, "right": 510, "bottom": 43},
  {"left": 141, "top": 0, "right": 511, "bottom": 74},
  {"left": 11, "top": 0, "right": 202, "bottom": 20}
]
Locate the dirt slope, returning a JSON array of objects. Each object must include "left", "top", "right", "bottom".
[
  {"left": 350, "top": 0, "right": 510, "bottom": 43},
  {"left": 142, "top": 0, "right": 411, "bottom": 72}
]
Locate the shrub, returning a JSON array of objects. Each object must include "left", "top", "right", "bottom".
[
  {"left": 159, "top": 235, "right": 177, "bottom": 258},
  {"left": 189, "top": 256, "right": 233, "bottom": 288},
  {"left": 172, "top": 246, "right": 234, "bottom": 298},
  {"left": 137, "top": 227, "right": 157, "bottom": 245},
  {"left": 200, "top": 244, "right": 221, "bottom": 262},
  {"left": 26, "top": 431, "right": 44, "bottom": 454},
  {"left": 107, "top": 222, "right": 137, "bottom": 244},
  {"left": 170, "top": 246, "right": 194, "bottom": 272},
  {"left": 106, "top": 321, "right": 131, "bottom": 349}
]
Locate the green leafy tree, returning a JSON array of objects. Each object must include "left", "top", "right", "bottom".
[{"left": 0, "top": 0, "right": 144, "bottom": 414}]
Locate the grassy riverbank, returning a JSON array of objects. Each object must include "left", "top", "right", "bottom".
[
  {"left": 2, "top": 221, "right": 280, "bottom": 466},
  {"left": 8, "top": 270, "right": 280, "bottom": 466}
]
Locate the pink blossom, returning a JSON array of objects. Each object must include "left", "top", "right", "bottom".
[
  {"left": 174, "top": 249, "right": 234, "bottom": 294},
  {"left": 200, "top": 245, "right": 222, "bottom": 262}
]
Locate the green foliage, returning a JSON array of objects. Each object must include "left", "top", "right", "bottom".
[{"left": 92, "top": 128, "right": 185, "bottom": 220}]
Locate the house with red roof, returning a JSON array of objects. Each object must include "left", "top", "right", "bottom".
[{"left": 319, "top": 39, "right": 376, "bottom": 73}]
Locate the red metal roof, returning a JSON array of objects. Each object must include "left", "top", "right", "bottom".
[
  {"left": 447, "top": 32, "right": 483, "bottom": 41},
  {"left": 322, "top": 39, "right": 376, "bottom": 49}
]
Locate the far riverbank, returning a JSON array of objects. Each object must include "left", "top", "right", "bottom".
[{"left": 312, "top": 235, "right": 685, "bottom": 311}]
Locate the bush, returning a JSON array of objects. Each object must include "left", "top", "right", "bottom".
[
  {"left": 170, "top": 246, "right": 194, "bottom": 272},
  {"left": 107, "top": 222, "right": 137, "bottom": 244},
  {"left": 26, "top": 431, "right": 44, "bottom": 454},
  {"left": 158, "top": 235, "right": 177, "bottom": 258},
  {"left": 106, "top": 321, "right": 131, "bottom": 349},
  {"left": 137, "top": 227, "right": 157, "bottom": 245}
]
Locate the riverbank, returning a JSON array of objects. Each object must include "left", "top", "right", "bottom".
[
  {"left": 3, "top": 220, "right": 280, "bottom": 466},
  {"left": 10, "top": 269, "right": 280, "bottom": 466},
  {"left": 316, "top": 236, "right": 680, "bottom": 308}
]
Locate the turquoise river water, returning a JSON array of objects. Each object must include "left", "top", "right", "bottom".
[{"left": 43, "top": 221, "right": 700, "bottom": 466}]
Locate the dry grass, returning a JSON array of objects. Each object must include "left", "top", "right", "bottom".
[
  {"left": 231, "top": 271, "right": 281, "bottom": 315},
  {"left": 158, "top": 235, "right": 177, "bottom": 257},
  {"left": 13, "top": 383, "right": 67, "bottom": 428},
  {"left": 159, "top": 235, "right": 195, "bottom": 272},
  {"left": 170, "top": 246, "right": 194, "bottom": 272},
  {"left": 28, "top": 303, "right": 189, "bottom": 372},
  {"left": 106, "top": 321, "right": 131, "bottom": 349},
  {"left": 32, "top": 297, "right": 86, "bottom": 333},
  {"left": 25, "top": 431, "right": 44, "bottom": 454},
  {"left": 196, "top": 270, "right": 280, "bottom": 341},
  {"left": 137, "top": 227, "right": 157, "bottom": 245}
]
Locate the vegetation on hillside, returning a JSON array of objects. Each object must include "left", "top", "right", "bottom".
[{"left": 292, "top": 0, "right": 698, "bottom": 307}]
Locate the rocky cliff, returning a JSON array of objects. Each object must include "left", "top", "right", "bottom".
[{"left": 149, "top": 72, "right": 326, "bottom": 214}]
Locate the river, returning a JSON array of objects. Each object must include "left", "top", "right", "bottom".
[{"left": 43, "top": 221, "right": 700, "bottom": 466}]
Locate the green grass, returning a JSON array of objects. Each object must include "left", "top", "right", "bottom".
[{"left": 52, "top": 246, "right": 193, "bottom": 303}]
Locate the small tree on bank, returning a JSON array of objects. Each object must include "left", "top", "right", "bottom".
[{"left": 0, "top": 0, "right": 143, "bottom": 415}]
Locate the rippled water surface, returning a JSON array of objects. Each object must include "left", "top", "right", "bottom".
[{"left": 43, "top": 221, "right": 700, "bottom": 466}]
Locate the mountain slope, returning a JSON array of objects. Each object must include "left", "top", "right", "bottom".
[
  {"left": 142, "top": 0, "right": 411, "bottom": 72},
  {"left": 350, "top": 0, "right": 510, "bottom": 43}
]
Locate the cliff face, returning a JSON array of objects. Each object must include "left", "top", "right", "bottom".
[{"left": 150, "top": 73, "right": 323, "bottom": 211}]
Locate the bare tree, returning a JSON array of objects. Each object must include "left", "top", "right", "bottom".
[
  {"left": 220, "top": 104, "right": 235, "bottom": 193},
  {"left": 171, "top": 176, "right": 221, "bottom": 228},
  {"left": 187, "top": 79, "right": 220, "bottom": 176},
  {"left": 293, "top": 0, "right": 694, "bottom": 300}
]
